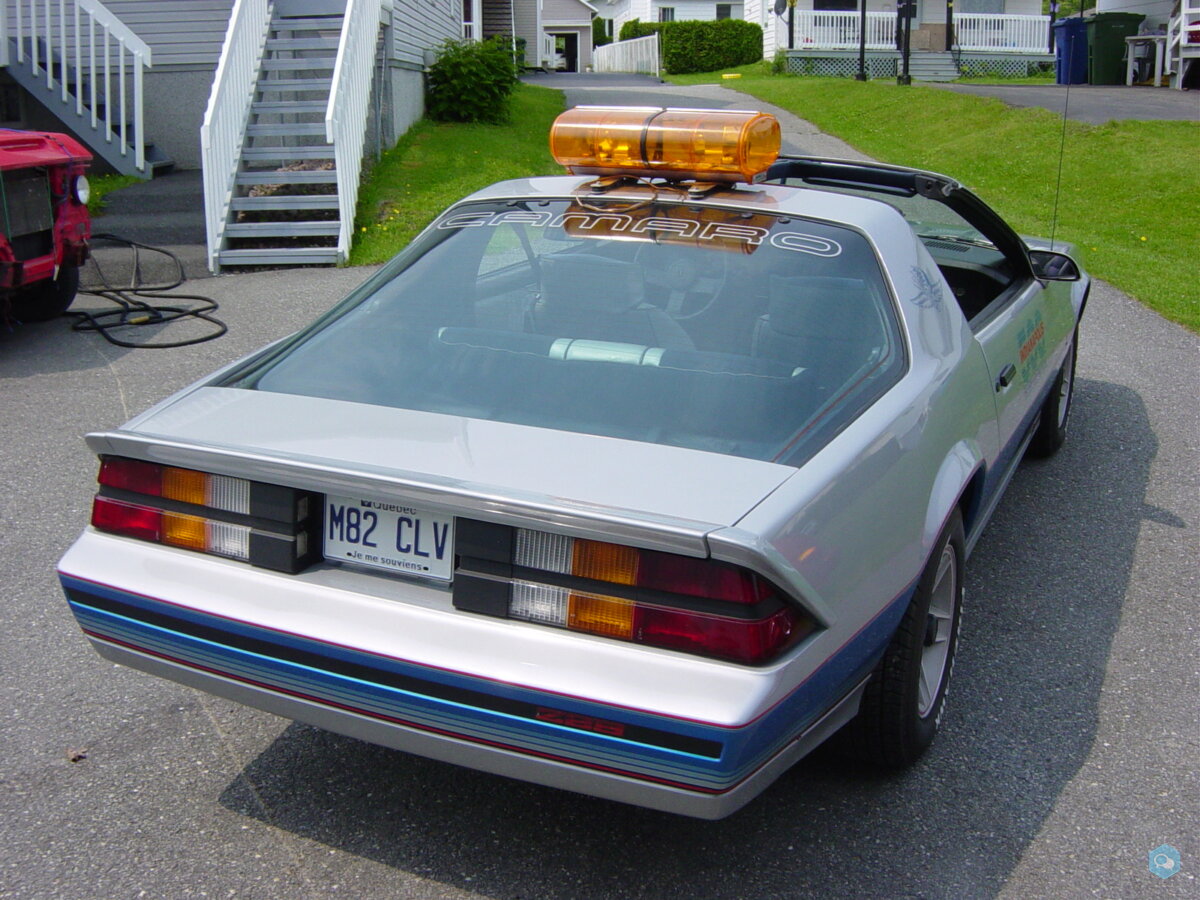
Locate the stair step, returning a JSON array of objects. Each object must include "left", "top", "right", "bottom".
[
  {"left": 236, "top": 169, "right": 337, "bottom": 185},
  {"left": 262, "top": 58, "right": 336, "bottom": 71},
  {"left": 241, "top": 145, "right": 335, "bottom": 161},
  {"left": 218, "top": 247, "right": 341, "bottom": 266},
  {"left": 245, "top": 122, "right": 328, "bottom": 136},
  {"left": 255, "top": 78, "right": 332, "bottom": 93},
  {"left": 266, "top": 37, "right": 340, "bottom": 52},
  {"left": 225, "top": 221, "right": 341, "bottom": 238},
  {"left": 232, "top": 195, "right": 341, "bottom": 211},
  {"left": 252, "top": 100, "right": 328, "bottom": 114},
  {"left": 271, "top": 16, "right": 345, "bottom": 30}
]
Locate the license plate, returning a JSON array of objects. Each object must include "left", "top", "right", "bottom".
[{"left": 324, "top": 495, "right": 455, "bottom": 581}]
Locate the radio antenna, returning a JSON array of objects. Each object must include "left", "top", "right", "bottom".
[{"left": 1049, "top": 36, "right": 1074, "bottom": 252}]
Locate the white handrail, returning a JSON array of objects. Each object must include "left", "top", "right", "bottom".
[
  {"left": 953, "top": 14, "right": 1050, "bottom": 54},
  {"left": 2, "top": 0, "right": 152, "bottom": 169},
  {"left": 201, "top": 0, "right": 270, "bottom": 271},
  {"left": 593, "top": 33, "right": 659, "bottom": 75},
  {"left": 791, "top": 11, "right": 895, "bottom": 51},
  {"left": 1167, "top": 1, "right": 1200, "bottom": 89},
  {"left": 326, "top": 0, "right": 385, "bottom": 264}
]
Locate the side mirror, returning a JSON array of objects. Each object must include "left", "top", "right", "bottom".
[{"left": 1029, "top": 250, "right": 1081, "bottom": 281}]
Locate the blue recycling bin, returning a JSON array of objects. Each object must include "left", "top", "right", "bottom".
[{"left": 1053, "top": 18, "right": 1088, "bottom": 85}]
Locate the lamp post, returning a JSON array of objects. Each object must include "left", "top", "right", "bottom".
[
  {"left": 856, "top": 0, "right": 868, "bottom": 80},
  {"left": 897, "top": 0, "right": 913, "bottom": 84},
  {"left": 788, "top": 0, "right": 796, "bottom": 50}
]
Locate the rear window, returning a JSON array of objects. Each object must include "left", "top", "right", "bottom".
[{"left": 234, "top": 199, "right": 904, "bottom": 463}]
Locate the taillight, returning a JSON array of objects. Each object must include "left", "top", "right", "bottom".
[
  {"left": 90, "top": 456, "right": 318, "bottom": 572},
  {"left": 455, "top": 523, "right": 813, "bottom": 665}
]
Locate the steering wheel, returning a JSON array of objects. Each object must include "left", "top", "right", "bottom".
[{"left": 637, "top": 244, "right": 729, "bottom": 320}]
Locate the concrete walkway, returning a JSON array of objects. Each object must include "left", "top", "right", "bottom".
[{"left": 86, "top": 168, "right": 210, "bottom": 287}]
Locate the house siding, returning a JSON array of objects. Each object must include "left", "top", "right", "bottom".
[
  {"left": 513, "top": 0, "right": 540, "bottom": 64},
  {"left": 391, "top": 0, "right": 460, "bottom": 67},
  {"left": 543, "top": 0, "right": 592, "bottom": 22}
]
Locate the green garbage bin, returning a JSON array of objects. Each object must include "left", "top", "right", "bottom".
[{"left": 1087, "top": 12, "right": 1145, "bottom": 85}]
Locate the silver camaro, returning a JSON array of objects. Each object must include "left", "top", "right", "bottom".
[{"left": 57, "top": 108, "right": 1088, "bottom": 819}]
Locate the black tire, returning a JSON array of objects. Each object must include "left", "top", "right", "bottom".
[
  {"left": 8, "top": 263, "right": 80, "bottom": 322},
  {"left": 837, "top": 511, "right": 965, "bottom": 768},
  {"left": 1027, "top": 330, "right": 1077, "bottom": 458}
]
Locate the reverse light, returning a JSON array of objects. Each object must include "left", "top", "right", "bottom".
[
  {"left": 92, "top": 456, "right": 317, "bottom": 572},
  {"left": 458, "top": 525, "right": 812, "bottom": 665},
  {"left": 549, "top": 106, "right": 781, "bottom": 184}
]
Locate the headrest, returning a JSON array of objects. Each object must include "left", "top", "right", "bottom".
[
  {"left": 541, "top": 254, "right": 644, "bottom": 314},
  {"left": 767, "top": 275, "right": 875, "bottom": 337}
]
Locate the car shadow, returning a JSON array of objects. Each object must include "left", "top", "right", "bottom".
[{"left": 218, "top": 376, "right": 1159, "bottom": 899}]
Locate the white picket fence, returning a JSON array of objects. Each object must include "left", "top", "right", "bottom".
[
  {"left": 593, "top": 33, "right": 659, "bottom": 76},
  {"left": 326, "top": 0, "right": 386, "bottom": 263},
  {"left": 2, "top": 0, "right": 153, "bottom": 171},
  {"left": 953, "top": 14, "right": 1049, "bottom": 53},
  {"left": 200, "top": 0, "right": 270, "bottom": 272}
]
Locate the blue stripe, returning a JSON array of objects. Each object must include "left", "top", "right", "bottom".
[{"left": 62, "top": 573, "right": 914, "bottom": 793}]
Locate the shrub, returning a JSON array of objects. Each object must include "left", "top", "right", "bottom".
[
  {"left": 426, "top": 37, "right": 519, "bottom": 124},
  {"left": 616, "top": 19, "right": 762, "bottom": 74},
  {"left": 593, "top": 17, "right": 612, "bottom": 48}
]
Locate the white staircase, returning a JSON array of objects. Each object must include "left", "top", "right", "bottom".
[
  {"left": 1168, "top": 0, "right": 1200, "bottom": 89},
  {"left": 202, "top": 0, "right": 385, "bottom": 271},
  {"left": 218, "top": 12, "right": 344, "bottom": 268},
  {"left": 908, "top": 51, "right": 960, "bottom": 82}
]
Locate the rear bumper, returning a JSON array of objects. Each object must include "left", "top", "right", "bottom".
[
  {"left": 79, "top": 625, "right": 865, "bottom": 819},
  {"left": 59, "top": 532, "right": 905, "bottom": 818}
]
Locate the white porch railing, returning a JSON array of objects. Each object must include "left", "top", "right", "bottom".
[
  {"left": 953, "top": 14, "right": 1049, "bottom": 53},
  {"left": 326, "top": 0, "right": 386, "bottom": 263},
  {"left": 3, "top": 0, "right": 153, "bottom": 170},
  {"left": 200, "top": 0, "right": 270, "bottom": 271},
  {"left": 593, "top": 33, "right": 659, "bottom": 75},
  {"left": 793, "top": 11, "right": 895, "bottom": 50},
  {"left": 462, "top": 21, "right": 475, "bottom": 41},
  {"left": 789, "top": 11, "right": 1050, "bottom": 54}
]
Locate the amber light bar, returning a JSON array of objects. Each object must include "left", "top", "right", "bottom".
[{"left": 549, "top": 106, "right": 781, "bottom": 184}]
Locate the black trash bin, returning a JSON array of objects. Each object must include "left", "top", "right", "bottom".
[
  {"left": 1053, "top": 17, "right": 1088, "bottom": 85},
  {"left": 1087, "top": 12, "right": 1145, "bottom": 85}
]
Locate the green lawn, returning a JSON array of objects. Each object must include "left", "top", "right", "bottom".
[
  {"left": 348, "top": 74, "right": 1197, "bottom": 331},
  {"left": 349, "top": 84, "right": 564, "bottom": 265},
  {"left": 666, "top": 73, "right": 1199, "bottom": 331}
]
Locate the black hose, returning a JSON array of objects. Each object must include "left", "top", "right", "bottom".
[{"left": 66, "top": 234, "right": 227, "bottom": 348}]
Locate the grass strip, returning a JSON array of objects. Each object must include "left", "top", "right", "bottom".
[
  {"left": 349, "top": 84, "right": 564, "bottom": 266},
  {"left": 667, "top": 72, "right": 1198, "bottom": 330}
]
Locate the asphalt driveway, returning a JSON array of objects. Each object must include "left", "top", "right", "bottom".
[{"left": 929, "top": 82, "right": 1200, "bottom": 123}]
